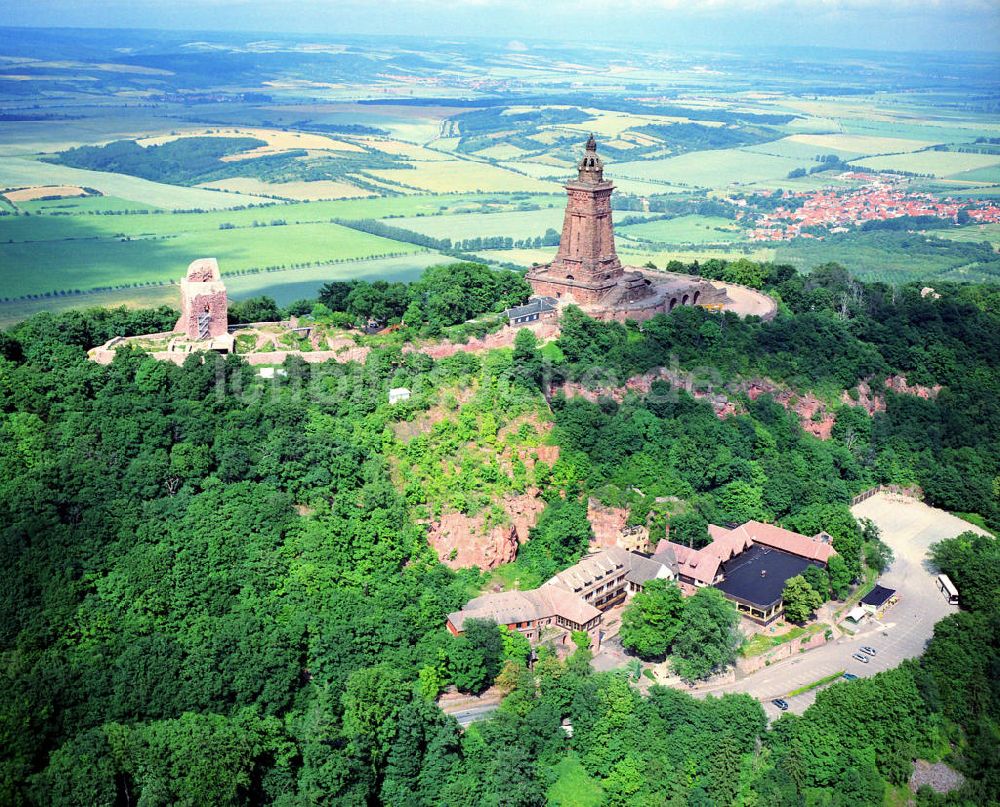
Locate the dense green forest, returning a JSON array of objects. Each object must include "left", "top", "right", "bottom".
[
  {"left": 0, "top": 259, "right": 997, "bottom": 805},
  {"left": 47, "top": 136, "right": 414, "bottom": 187}
]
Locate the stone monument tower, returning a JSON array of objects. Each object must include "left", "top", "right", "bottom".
[
  {"left": 526, "top": 135, "right": 626, "bottom": 304},
  {"left": 526, "top": 136, "right": 727, "bottom": 320},
  {"left": 176, "top": 257, "right": 228, "bottom": 340}
]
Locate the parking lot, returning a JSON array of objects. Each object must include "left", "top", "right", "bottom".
[{"left": 695, "top": 493, "right": 987, "bottom": 717}]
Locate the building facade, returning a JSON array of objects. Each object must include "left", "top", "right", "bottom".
[
  {"left": 657, "top": 521, "right": 837, "bottom": 624},
  {"left": 446, "top": 546, "right": 678, "bottom": 648}
]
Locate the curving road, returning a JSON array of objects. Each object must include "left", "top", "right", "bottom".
[{"left": 690, "top": 494, "right": 984, "bottom": 717}]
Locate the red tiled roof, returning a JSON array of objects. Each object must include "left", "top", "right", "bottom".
[
  {"left": 737, "top": 521, "right": 837, "bottom": 563},
  {"left": 654, "top": 539, "right": 722, "bottom": 586}
]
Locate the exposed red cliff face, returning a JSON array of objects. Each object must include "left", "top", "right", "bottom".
[
  {"left": 587, "top": 498, "right": 629, "bottom": 549},
  {"left": 885, "top": 375, "right": 942, "bottom": 399},
  {"left": 560, "top": 367, "right": 734, "bottom": 417},
  {"left": 744, "top": 379, "right": 835, "bottom": 440},
  {"left": 843, "top": 376, "right": 942, "bottom": 415},
  {"left": 561, "top": 369, "right": 946, "bottom": 442},
  {"left": 405, "top": 321, "right": 560, "bottom": 360},
  {"left": 559, "top": 371, "right": 839, "bottom": 438},
  {"left": 426, "top": 488, "right": 546, "bottom": 570}
]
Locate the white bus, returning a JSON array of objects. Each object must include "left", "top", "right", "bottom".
[{"left": 937, "top": 574, "right": 959, "bottom": 605}]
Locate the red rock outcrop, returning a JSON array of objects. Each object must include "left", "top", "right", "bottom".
[
  {"left": 885, "top": 374, "right": 941, "bottom": 399},
  {"left": 844, "top": 375, "right": 942, "bottom": 415},
  {"left": 426, "top": 489, "right": 546, "bottom": 570},
  {"left": 405, "top": 321, "right": 560, "bottom": 360},
  {"left": 745, "top": 378, "right": 835, "bottom": 439},
  {"left": 588, "top": 498, "right": 629, "bottom": 549}
]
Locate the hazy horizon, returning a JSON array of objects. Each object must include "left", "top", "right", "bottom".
[{"left": 5, "top": 0, "right": 1000, "bottom": 55}]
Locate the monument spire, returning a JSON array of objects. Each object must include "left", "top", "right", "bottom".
[{"left": 577, "top": 133, "right": 605, "bottom": 184}]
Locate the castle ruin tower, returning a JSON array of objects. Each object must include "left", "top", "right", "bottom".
[
  {"left": 176, "top": 258, "right": 228, "bottom": 340},
  {"left": 526, "top": 136, "right": 625, "bottom": 304}
]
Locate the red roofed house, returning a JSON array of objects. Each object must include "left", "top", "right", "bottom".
[
  {"left": 446, "top": 546, "right": 679, "bottom": 648},
  {"left": 656, "top": 521, "right": 837, "bottom": 624}
]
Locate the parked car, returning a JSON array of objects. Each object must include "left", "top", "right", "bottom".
[
  {"left": 843, "top": 673, "right": 859, "bottom": 681},
  {"left": 860, "top": 646, "right": 877, "bottom": 656},
  {"left": 852, "top": 652, "right": 869, "bottom": 663},
  {"left": 771, "top": 699, "right": 789, "bottom": 711}
]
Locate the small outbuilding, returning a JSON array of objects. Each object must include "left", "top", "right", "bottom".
[
  {"left": 504, "top": 296, "right": 558, "bottom": 326},
  {"left": 860, "top": 584, "right": 897, "bottom": 616},
  {"left": 389, "top": 387, "right": 411, "bottom": 405}
]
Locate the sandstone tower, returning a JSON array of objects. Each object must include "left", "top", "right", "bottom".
[
  {"left": 527, "top": 135, "right": 628, "bottom": 305},
  {"left": 176, "top": 258, "right": 228, "bottom": 340},
  {"left": 526, "top": 136, "right": 727, "bottom": 321}
]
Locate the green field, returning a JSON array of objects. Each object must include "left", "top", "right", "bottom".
[
  {"left": 936, "top": 222, "right": 1000, "bottom": 248},
  {"left": 0, "top": 252, "right": 450, "bottom": 328},
  {"left": 775, "top": 230, "right": 1000, "bottom": 284},
  {"left": 13, "top": 195, "right": 159, "bottom": 214},
  {"left": 618, "top": 214, "right": 746, "bottom": 245},
  {"left": 369, "top": 158, "right": 559, "bottom": 193},
  {"left": 853, "top": 150, "right": 1000, "bottom": 178},
  {"left": 614, "top": 148, "right": 803, "bottom": 188},
  {"left": 224, "top": 252, "right": 449, "bottom": 304},
  {"left": 950, "top": 165, "right": 1000, "bottom": 184},
  {"left": 0, "top": 193, "right": 565, "bottom": 299},
  {"left": 838, "top": 118, "right": 1000, "bottom": 144},
  {"left": 0, "top": 155, "right": 261, "bottom": 210},
  {"left": 392, "top": 207, "right": 565, "bottom": 240},
  {"left": 741, "top": 136, "right": 867, "bottom": 161},
  {"left": 0, "top": 285, "right": 178, "bottom": 330},
  {"left": 0, "top": 220, "right": 424, "bottom": 298}
]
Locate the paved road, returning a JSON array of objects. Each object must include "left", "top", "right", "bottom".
[
  {"left": 450, "top": 703, "right": 501, "bottom": 728},
  {"left": 692, "top": 494, "right": 983, "bottom": 718}
]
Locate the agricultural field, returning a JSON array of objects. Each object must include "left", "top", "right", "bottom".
[
  {"left": 0, "top": 252, "right": 449, "bottom": 329},
  {"left": 853, "top": 150, "right": 1000, "bottom": 178},
  {"left": 0, "top": 156, "right": 260, "bottom": 210},
  {"left": 935, "top": 222, "right": 1000, "bottom": 249},
  {"left": 367, "top": 159, "right": 559, "bottom": 193},
  {"left": 222, "top": 252, "right": 449, "bottom": 304},
  {"left": 0, "top": 192, "right": 566, "bottom": 299},
  {"left": 197, "top": 178, "right": 375, "bottom": 200},
  {"left": 0, "top": 219, "right": 424, "bottom": 298},
  {"left": 617, "top": 214, "right": 746, "bottom": 245},
  {"left": 743, "top": 133, "right": 931, "bottom": 161},
  {"left": 615, "top": 149, "right": 803, "bottom": 188},
  {"left": 2, "top": 184, "right": 88, "bottom": 202},
  {"left": 135, "top": 127, "right": 366, "bottom": 156},
  {"left": 390, "top": 207, "right": 565, "bottom": 241},
  {"left": 0, "top": 28, "right": 998, "bottom": 323},
  {"left": 774, "top": 230, "right": 1000, "bottom": 284}
]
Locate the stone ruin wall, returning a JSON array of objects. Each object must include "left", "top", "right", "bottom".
[{"left": 177, "top": 287, "right": 229, "bottom": 340}]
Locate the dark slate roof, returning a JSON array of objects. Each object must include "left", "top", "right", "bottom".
[
  {"left": 714, "top": 544, "right": 820, "bottom": 609},
  {"left": 860, "top": 584, "right": 896, "bottom": 608},
  {"left": 625, "top": 553, "right": 670, "bottom": 586},
  {"left": 505, "top": 297, "right": 557, "bottom": 319}
]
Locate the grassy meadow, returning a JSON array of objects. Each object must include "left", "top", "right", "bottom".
[
  {"left": 618, "top": 214, "right": 746, "bottom": 245},
  {"left": 0, "top": 217, "right": 425, "bottom": 298}
]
